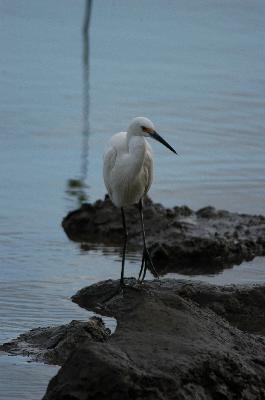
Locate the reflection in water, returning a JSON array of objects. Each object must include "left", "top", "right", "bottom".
[
  {"left": 66, "top": 0, "right": 93, "bottom": 205},
  {"left": 80, "top": 242, "right": 142, "bottom": 263}
]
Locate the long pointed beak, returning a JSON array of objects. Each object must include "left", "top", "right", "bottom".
[{"left": 151, "top": 131, "right": 177, "bottom": 154}]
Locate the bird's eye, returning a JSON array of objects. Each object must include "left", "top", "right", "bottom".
[{"left": 141, "top": 126, "right": 154, "bottom": 134}]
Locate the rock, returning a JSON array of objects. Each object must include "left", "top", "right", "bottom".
[
  {"left": 176, "top": 281, "right": 265, "bottom": 336},
  {"left": 44, "top": 279, "right": 265, "bottom": 400},
  {"left": 62, "top": 196, "right": 265, "bottom": 275},
  {"left": 0, "top": 317, "right": 110, "bottom": 365}
]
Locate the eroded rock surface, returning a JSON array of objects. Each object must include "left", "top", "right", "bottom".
[
  {"left": 0, "top": 317, "right": 110, "bottom": 365},
  {"left": 44, "top": 279, "right": 265, "bottom": 400},
  {"left": 62, "top": 196, "right": 265, "bottom": 275}
]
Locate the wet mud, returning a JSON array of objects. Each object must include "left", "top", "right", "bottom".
[
  {"left": 3, "top": 279, "right": 265, "bottom": 399},
  {"left": 0, "top": 317, "right": 110, "bottom": 366},
  {"left": 43, "top": 279, "right": 265, "bottom": 400},
  {"left": 3, "top": 197, "right": 265, "bottom": 399},
  {"left": 62, "top": 196, "right": 265, "bottom": 275}
]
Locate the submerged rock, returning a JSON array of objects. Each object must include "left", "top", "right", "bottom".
[
  {"left": 44, "top": 279, "right": 265, "bottom": 400},
  {"left": 0, "top": 317, "right": 110, "bottom": 365},
  {"left": 62, "top": 196, "right": 265, "bottom": 275}
]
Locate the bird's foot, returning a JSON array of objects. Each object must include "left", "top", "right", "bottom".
[
  {"left": 120, "top": 278, "right": 143, "bottom": 292},
  {"left": 101, "top": 278, "right": 141, "bottom": 305},
  {"left": 138, "top": 248, "right": 159, "bottom": 282}
]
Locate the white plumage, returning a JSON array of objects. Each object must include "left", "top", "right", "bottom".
[
  {"left": 103, "top": 116, "right": 176, "bottom": 285},
  {"left": 103, "top": 126, "right": 153, "bottom": 207}
]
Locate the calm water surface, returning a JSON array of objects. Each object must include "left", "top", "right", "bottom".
[{"left": 1, "top": 1, "right": 265, "bottom": 398}]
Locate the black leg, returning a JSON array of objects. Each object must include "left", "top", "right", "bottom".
[
  {"left": 138, "top": 199, "right": 159, "bottom": 281},
  {"left": 138, "top": 248, "right": 145, "bottom": 281},
  {"left": 120, "top": 207, "right": 128, "bottom": 286}
]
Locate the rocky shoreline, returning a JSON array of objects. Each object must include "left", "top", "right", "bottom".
[
  {"left": 62, "top": 196, "right": 265, "bottom": 275},
  {"left": 1, "top": 198, "right": 265, "bottom": 399},
  {"left": 0, "top": 317, "right": 110, "bottom": 366},
  {"left": 44, "top": 279, "right": 265, "bottom": 399},
  {"left": 2, "top": 279, "right": 265, "bottom": 399}
]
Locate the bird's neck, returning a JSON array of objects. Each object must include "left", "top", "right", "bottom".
[{"left": 126, "top": 133, "right": 146, "bottom": 178}]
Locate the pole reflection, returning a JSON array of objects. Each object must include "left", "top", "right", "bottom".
[{"left": 66, "top": 0, "right": 93, "bottom": 206}]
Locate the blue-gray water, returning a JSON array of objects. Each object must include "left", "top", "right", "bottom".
[{"left": 1, "top": 1, "right": 265, "bottom": 398}]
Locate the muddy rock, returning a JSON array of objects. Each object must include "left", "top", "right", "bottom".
[
  {"left": 175, "top": 281, "right": 265, "bottom": 336},
  {"left": 62, "top": 196, "right": 265, "bottom": 275},
  {"left": 0, "top": 317, "right": 110, "bottom": 365},
  {"left": 44, "top": 279, "right": 265, "bottom": 400}
]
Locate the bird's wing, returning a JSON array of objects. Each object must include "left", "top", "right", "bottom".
[
  {"left": 103, "top": 145, "right": 117, "bottom": 198},
  {"left": 143, "top": 143, "right": 154, "bottom": 195}
]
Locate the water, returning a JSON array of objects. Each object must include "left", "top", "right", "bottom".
[{"left": 0, "top": 1, "right": 265, "bottom": 398}]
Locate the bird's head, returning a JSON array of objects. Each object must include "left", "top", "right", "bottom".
[{"left": 128, "top": 117, "right": 177, "bottom": 154}]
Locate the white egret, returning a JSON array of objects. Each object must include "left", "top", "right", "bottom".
[{"left": 103, "top": 117, "right": 176, "bottom": 286}]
